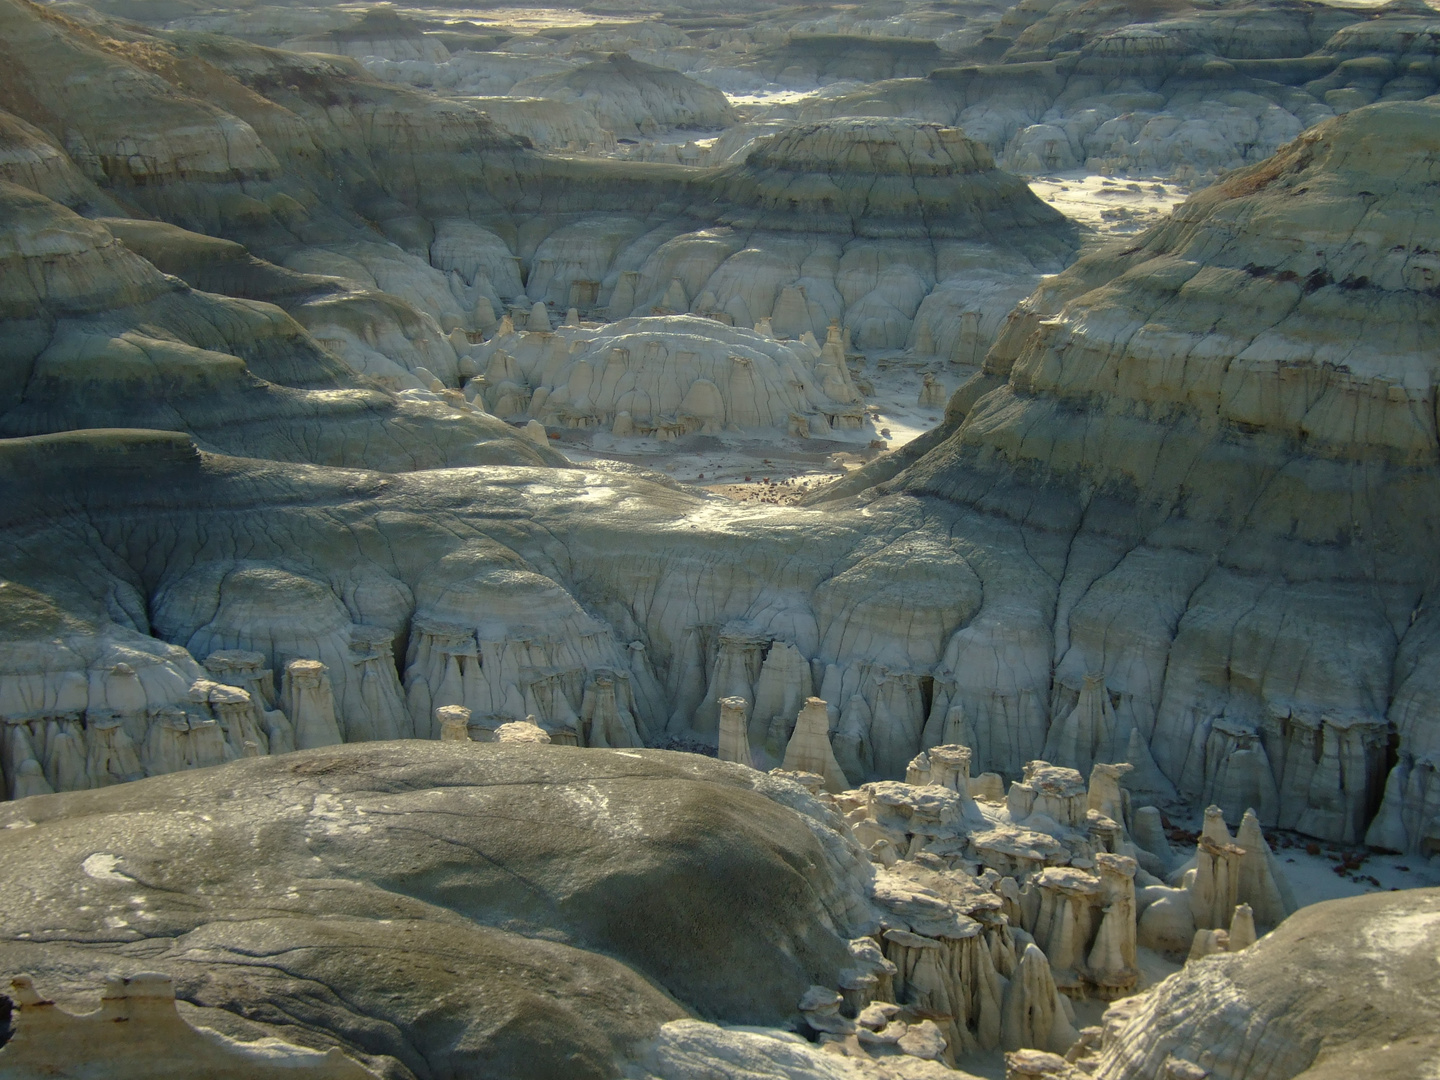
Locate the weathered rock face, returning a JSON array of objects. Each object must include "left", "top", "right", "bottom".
[
  {"left": 512, "top": 52, "right": 738, "bottom": 137},
  {"left": 0, "top": 427, "right": 973, "bottom": 801},
  {"left": 504, "top": 116, "right": 1077, "bottom": 352},
  {"left": 471, "top": 315, "right": 863, "bottom": 434},
  {"left": 462, "top": 96, "right": 618, "bottom": 154},
  {"left": 0, "top": 181, "right": 561, "bottom": 471},
  {"left": 0, "top": 742, "right": 875, "bottom": 1079},
  {"left": 1079, "top": 888, "right": 1440, "bottom": 1080},
  {"left": 863, "top": 100, "right": 1440, "bottom": 847},
  {"left": 714, "top": 119, "right": 1060, "bottom": 238},
  {"left": 0, "top": 0, "right": 1080, "bottom": 425},
  {"left": 801, "top": 2, "right": 1436, "bottom": 183},
  {"left": 626, "top": 1018, "right": 974, "bottom": 1079},
  {"left": 0, "top": 109, "right": 121, "bottom": 217},
  {"left": 281, "top": 6, "right": 450, "bottom": 64},
  {"left": 0, "top": 0, "right": 1437, "bottom": 853}
]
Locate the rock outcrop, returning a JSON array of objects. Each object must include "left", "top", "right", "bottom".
[
  {"left": 0, "top": 743, "right": 876, "bottom": 1077},
  {"left": 2, "top": 0, "right": 1439, "bottom": 853},
  {"left": 801, "top": 1, "right": 1439, "bottom": 184},
  {"left": 471, "top": 315, "right": 863, "bottom": 435},
  {"left": 513, "top": 52, "right": 738, "bottom": 137},
  {"left": 1078, "top": 888, "right": 1440, "bottom": 1080},
  {"left": 282, "top": 6, "right": 449, "bottom": 63},
  {"left": 0, "top": 169, "right": 559, "bottom": 470},
  {"left": 849, "top": 99, "right": 1440, "bottom": 847}
]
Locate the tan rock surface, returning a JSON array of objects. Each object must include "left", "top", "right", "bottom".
[{"left": 1084, "top": 888, "right": 1440, "bottom": 1080}]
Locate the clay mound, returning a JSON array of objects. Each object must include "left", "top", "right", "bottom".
[
  {"left": 475, "top": 314, "right": 864, "bottom": 435},
  {"left": 463, "top": 95, "right": 616, "bottom": 152},
  {"left": 0, "top": 183, "right": 564, "bottom": 470},
  {"left": 0, "top": 742, "right": 873, "bottom": 1078},
  {"left": 1086, "top": 888, "right": 1440, "bottom": 1080},
  {"left": 283, "top": 4, "right": 450, "bottom": 63},
  {"left": 513, "top": 52, "right": 737, "bottom": 136},
  {"left": 0, "top": 109, "right": 121, "bottom": 217},
  {"left": 743, "top": 118, "right": 998, "bottom": 176},
  {"left": 715, "top": 117, "right": 1073, "bottom": 242}
]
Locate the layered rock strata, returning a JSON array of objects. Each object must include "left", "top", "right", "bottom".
[
  {"left": 0, "top": 0, "right": 1437, "bottom": 851},
  {"left": 1074, "top": 888, "right": 1440, "bottom": 1080},
  {"left": 470, "top": 315, "right": 864, "bottom": 435},
  {"left": 0, "top": 0, "right": 1078, "bottom": 389},
  {"left": 800, "top": 1, "right": 1440, "bottom": 183},
  {"left": 823, "top": 100, "right": 1440, "bottom": 849},
  {"left": 511, "top": 52, "right": 738, "bottom": 137}
]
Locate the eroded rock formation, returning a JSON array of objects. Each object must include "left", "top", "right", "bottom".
[
  {"left": 1075, "top": 888, "right": 1440, "bottom": 1080},
  {"left": 470, "top": 314, "right": 864, "bottom": 435},
  {"left": 0, "top": 743, "right": 877, "bottom": 1078},
  {"left": 830, "top": 99, "right": 1440, "bottom": 849}
]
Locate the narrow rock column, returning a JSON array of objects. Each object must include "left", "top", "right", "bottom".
[
  {"left": 834, "top": 694, "right": 873, "bottom": 783},
  {"left": 1131, "top": 805, "right": 1174, "bottom": 870},
  {"left": 918, "top": 372, "right": 947, "bottom": 407},
  {"left": 208, "top": 684, "right": 267, "bottom": 757},
  {"left": 695, "top": 630, "right": 766, "bottom": 739},
  {"left": 1001, "top": 943, "right": 1077, "bottom": 1054},
  {"left": 1087, "top": 762, "right": 1132, "bottom": 827},
  {"left": 186, "top": 717, "right": 228, "bottom": 769},
  {"left": 12, "top": 758, "right": 53, "bottom": 798},
  {"left": 928, "top": 743, "right": 973, "bottom": 792},
  {"left": 1086, "top": 853, "right": 1139, "bottom": 998},
  {"left": 782, "top": 697, "right": 849, "bottom": 792},
  {"left": 1031, "top": 867, "right": 1103, "bottom": 991},
  {"left": 283, "top": 660, "right": 343, "bottom": 750},
  {"left": 1200, "top": 804, "right": 1232, "bottom": 844},
  {"left": 1235, "top": 808, "right": 1297, "bottom": 931},
  {"left": 204, "top": 649, "right": 276, "bottom": 710},
  {"left": 1010, "top": 762, "right": 1088, "bottom": 827},
  {"left": 436, "top": 704, "right": 472, "bottom": 742},
  {"left": 141, "top": 709, "right": 189, "bottom": 777},
  {"left": 884, "top": 929, "right": 957, "bottom": 1026},
  {"left": 1191, "top": 834, "right": 1244, "bottom": 931},
  {"left": 581, "top": 674, "right": 642, "bottom": 748},
  {"left": 1044, "top": 673, "right": 1116, "bottom": 776},
  {"left": 4, "top": 723, "right": 51, "bottom": 799},
  {"left": 717, "top": 696, "right": 752, "bottom": 766},
  {"left": 83, "top": 715, "right": 143, "bottom": 787},
  {"left": 906, "top": 751, "right": 932, "bottom": 785},
  {"left": 1186, "top": 928, "right": 1229, "bottom": 961},
  {"left": 349, "top": 626, "right": 412, "bottom": 741},
  {"left": 752, "top": 641, "right": 812, "bottom": 752},
  {"left": 1227, "top": 903, "right": 1258, "bottom": 950}
]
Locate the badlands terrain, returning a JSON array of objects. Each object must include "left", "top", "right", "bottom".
[{"left": 1, "top": 0, "right": 1439, "bottom": 1075}]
